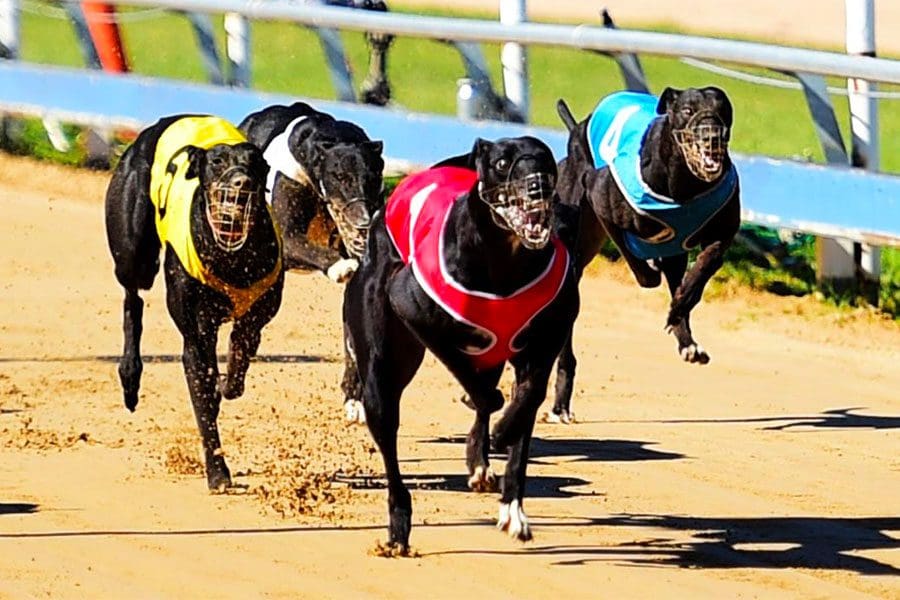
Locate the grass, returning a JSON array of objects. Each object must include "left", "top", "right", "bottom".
[{"left": 10, "top": 4, "right": 900, "bottom": 318}]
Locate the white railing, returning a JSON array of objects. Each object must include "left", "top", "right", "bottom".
[{"left": 101, "top": 0, "right": 900, "bottom": 84}]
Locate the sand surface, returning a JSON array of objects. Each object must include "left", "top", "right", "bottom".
[{"left": 0, "top": 154, "right": 897, "bottom": 598}]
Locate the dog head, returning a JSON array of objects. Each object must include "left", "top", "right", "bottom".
[
  {"left": 308, "top": 140, "right": 385, "bottom": 259},
  {"left": 471, "top": 136, "right": 558, "bottom": 250},
  {"left": 185, "top": 142, "right": 269, "bottom": 252},
  {"left": 656, "top": 86, "right": 733, "bottom": 182}
]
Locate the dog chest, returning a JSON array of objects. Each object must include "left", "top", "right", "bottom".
[{"left": 385, "top": 167, "right": 569, "bottom": 370}]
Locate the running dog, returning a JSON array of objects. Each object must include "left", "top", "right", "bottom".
[
  {"left": 105, "top": 115, "right": 283, "bottom": 492},
  {"left": 549, "top": 87, "right": 740, "bottom": 423},
  {"left": 343, "top": 136, "right": 579, "bottom": 551},
  {"left": 239, "top": 102, "right": 385, "bottom": 283}
]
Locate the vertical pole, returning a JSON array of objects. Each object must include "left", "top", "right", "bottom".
[
  {"left": 0, "top": 0, "right": 19, "bottom": 59},
  {"left": 224, "top": 12, "right": 251, "bottom": 88},
  {"left": 499, "top": 0, "right": 528, "bottom": 122},
  {"left": 847, "top": 0, "right": 880, "bottom": 300},
  {"left": 0, "top": 0, "right": 19, "bottom": 148},
  {"left": 816, "top": 0, "right": 881, "bottom": 301},
  {"left": 224, "top": 13, "right": 250, "bottom": 88},
  {"left": 185, "top": 13, "right": 225, "bottom": 86}
]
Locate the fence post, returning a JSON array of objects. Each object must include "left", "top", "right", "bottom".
[
  {"left": 499, "top": 0, "right": 528, "bottom": 122},
  {"left": 0, "top": 0, "right": 18, "bottom": 148},
  {"left": 0, "top": 0, "right": 17, "bottom": 59},
  {"left": 817, "top": 0, "right": 880, "bottom": 302},
  {"left": 185, "top": 13, "right": 225, "bottom": 85},
  {"left": 225, "top": 12, "right": 251, "bottom": 88},
  {"left": 846, "top": 0, "right": 880, "bottom": 300}
]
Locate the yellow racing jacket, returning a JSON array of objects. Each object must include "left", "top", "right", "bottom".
[{"left": 149, "top": 116, "right": 282, "bottom": 320}]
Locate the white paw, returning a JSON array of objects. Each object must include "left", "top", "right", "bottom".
[
  {"left": 542, "top": 410, "right": 574, "bottom": 424},
  {"left": 497, "top": 499, "right": 532, "bottom": 541},
  {"left": 327, "top": 258, "right": 359, "bottom": 283},
  {"left": 343, "top": 399, "right": 366, "bottom": 425},
  {"left": 679, "top": 343, "right": 710, "bottom": 364},
  {"left": 467, "top": 466, "right": 498, "bottom": 493}
]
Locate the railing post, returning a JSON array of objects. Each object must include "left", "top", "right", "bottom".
[
  {"left": 225, "top": 12, "right": 251, "bottom": 88},
  {"left": 0, "top": 0, "right": 18, "bottom": 59},
  {"left": 816, "top": 0, "right": 880, "bottom": 302},
  {"left": 185, "top": 12, "right": 226, "bottom": 85},
  {"left": 846, "top": 0, "right": 880, "bottom": 300},
  {"left": 0, "top": 0, "right": 18, "bottom": 149},
  {"left": 499, "top": 0, "right": 528, "bottom": 122}
]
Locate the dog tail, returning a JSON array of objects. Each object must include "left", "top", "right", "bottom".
[{"left": 556, "top": 99, "right": 578, "bottom": 132}]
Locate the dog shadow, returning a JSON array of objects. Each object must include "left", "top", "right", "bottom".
[
  {"left": 650, "top": 407, "right": 900, "bottom": 431},
  {"left": 0, "top": 502, "right": 39, "bottom": 516},
  {"left": 420, "top": 435, "right": 685, "bottom": 464},
  {"left": 550, "top": 513, "right": 900, "bottom": 575},
  {"left": 428, "top": 513, "right": 900, "bottom": 575},
  {"left": 335, "top": 472, "right": 592, "bottom": 499}
]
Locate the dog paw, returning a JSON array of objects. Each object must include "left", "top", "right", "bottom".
[
  {"left": 123, "top": 391, "right": 139, "bottom": 413},
  {"left": 679, "top": 343, "right": 710, "bottom": 364},
  {"left": 327, "top": 258, "right": 359, "bottom": 283},
  {"left": 344, "top": 399, "right": 367, "bottom": 425},
  {"left": 541, "top": 409, "right": 574, "bottom": 424},
  {"left": 497, "top": 499, "right": 532, "bottom": 542},
  {"left": 467, "top": 466, "right": 499, "bottom": 493},
  {"left": 217, "top": 376, "right": 244, "bottom": 400}
]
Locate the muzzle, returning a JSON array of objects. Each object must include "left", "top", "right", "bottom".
[
  {"left": 672, "top": 111, "right": 730, "bottom": 182},
  {"left": 319, "top": 182, "right": 371, "bottom": 259},
  {"left": 478, "top": 170, "right": 556, "bottom": 250},
  {"left": 205, "top": 167, "right": 259, "bottom": 252}
]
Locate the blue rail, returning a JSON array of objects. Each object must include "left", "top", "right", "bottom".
[{"left": 3, "top": 61, "right": 900, "bottom": 245}]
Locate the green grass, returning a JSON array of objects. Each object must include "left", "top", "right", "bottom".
[{"left": 12, "top": 6, "right": 900, "bottom": 318}]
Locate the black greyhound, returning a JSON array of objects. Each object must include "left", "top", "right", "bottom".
[
  {"left": 105, "top": 115, "right": 283, "bottom": 491},
  {"left": 239, "top": 102, "right": 385, "bottom": 283},
  {"left": 548, "top": 87, "right": 740, "bottom": 423},
  {"left": 343, "top": 136, "right": 579, "bottom": 551}
]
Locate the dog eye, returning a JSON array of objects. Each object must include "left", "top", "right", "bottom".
[
  {"left": 495, "top": 158, "right": 509, "bottom": 171},
  {"left": 682, "top": 107, "right": 693, "bottom": 116}
]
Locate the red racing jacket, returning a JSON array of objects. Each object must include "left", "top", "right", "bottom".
[{"left": 384, "top": 166, "right": 569, "bottom": 371}]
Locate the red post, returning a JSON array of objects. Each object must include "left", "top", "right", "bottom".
[{"left": 81, "top": 2, "right": 128, "bottom": 73}]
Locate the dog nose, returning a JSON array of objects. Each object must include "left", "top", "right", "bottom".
[{"left": 230, "top": 173, "right": 252, "bottom": 190}]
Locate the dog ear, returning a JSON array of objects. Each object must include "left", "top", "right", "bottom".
[
  {"left": 183, "top": 145, "right": 205, "bottom": 180},
  {"left": 705, "top": 86, "right": 734, "bottom": 126},
  {"left": 470, "top": 138, "right": 491, "bottom": 169},
  {"left": 364, "top": 140, "right": 384, "bottom": 156},
  {"left": 656, "top": 87, "right": 682, "bottom": 115}
]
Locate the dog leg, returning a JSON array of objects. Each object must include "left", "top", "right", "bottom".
[
  {"left": 496, "top": 398, "right": 540, "bottom": 542},
  {"left": 219, "top": 285, "right": 282, "bottom": 400},
  {"left": 182, "top": 334, "right": 232, "bottom": 492},
  {"left": 341, "top": 332, "right": 365, "bottom": 425},
  {"left": 491, "top": 365, "right": 547, "bottom": 453},
  {"left": 219, "top": 320, "right": 259, "bottom": 401},
  {"left": 662, "top": 247, "right": 725, "bottom": 364},
  {"left": 118, "top": 288, "right": 144, "bottom": 412},
  {"left": 546, "top": 323, "right": 577, "bottom": 424},
  {"left": 463, "top": 367, "right": 504, "bottom": 493},
  {"left": 363, "top": 357, "right": 414, "bottom": 551}
]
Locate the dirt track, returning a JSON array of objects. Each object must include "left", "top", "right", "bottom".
[{"left": 0, "top": 154, "right": 898, "bottom": 598}]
